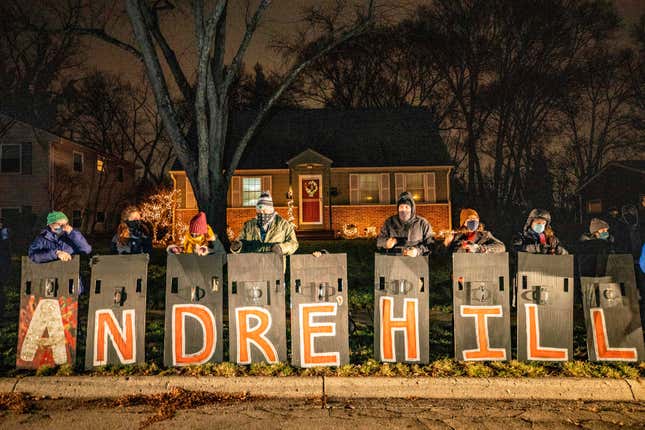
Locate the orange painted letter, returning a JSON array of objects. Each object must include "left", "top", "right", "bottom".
[
  {"left": 525, "top": 304, "right": 567, "bottom": 361},
  {"left": 590, "top": 308, "right": 637, "bottom": 361},
  {"left": 460, "top": 305, "right": 506, "bottom": 361},
  {"left": 235, "top": 307, "right": 278, "bottom": 364},
  {"left": 379, "top": 297, "right": 419, "bottom": 362},
  {"left": 299, "top": 303, "right": 339, "bottom": 367},
  {"left": 94, "top": 309, "right": 135, "bottom": 366},
  {"left": 172, "top": 304, "right": 217, "bottom": 366}
]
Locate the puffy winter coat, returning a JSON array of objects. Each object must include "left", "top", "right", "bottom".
[
  {"left": 512, "top": 209, "right": 567, "bottom": 255},
  {"left": 376, "top": 193, "right": 434, "bottom": 256},
  {"left": 28, "top": 228, "right": 92, "bottom": 263},
  {"left": 233, "top": 213, "right": 298, "bottom": 256}
]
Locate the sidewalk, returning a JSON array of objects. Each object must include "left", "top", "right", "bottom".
[{"left": 1, "top": 376, "right": 642, "bottom": 401}]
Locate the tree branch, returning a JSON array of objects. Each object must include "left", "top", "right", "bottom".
[{"left": 227, "top": 1, "right": 375, "bottom": 181}]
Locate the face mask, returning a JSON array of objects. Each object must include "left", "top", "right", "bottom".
[
  {"left": 598, "top": 231, "right": 609, "bottom": 240},
  {"left": 126, "top": 220, "right": 141, "bottom": 229},
  {"left": 466, "top": 220, "right": 479, "bottom": 232},
  {"left": 257, "top": 212, "right": 274, "bottom": 226},
  {"left": 126, "top": 220, "right": 143, "bottom": 238},
  {"left": 532, "top": 223, "right": 545, "bottom": 234},
  {"left": 53, "top": 226, "right": 64, "bottom": 235}
]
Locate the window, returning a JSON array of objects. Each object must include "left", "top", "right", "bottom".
[
  {"left": 394, "top": 172, "right": 436, "bottom": 203},
  {"left": 96, "top": 158, "right": 104, "bottom": 172},
  {"left": 349, "top": 173, "right": 390, "bottom": 204},
  {"left": 0, "top": 207, "right": 21, "bottom": 224},
  {"left": 242, "top": 177, "right": 262, "bottom": 206},
  {"left": 72, "top": 210, "right": 82, "bottom": 228},
  {"left": 0, "top": 144, "right": 21, "bottom": 173},
  {"left": 358, "top": 174, "right": 379, "bottom": 204},
  {"left": 117, "top": 166, "right": 124, "bottom": 182},
  {"left": 640, "top": 194, "right": 645, "bottom": 209},
  {"left": 95, "top": 212, "right": 105, "bottom": 223},
  {"left": 73, "top": 152, "right": 84, "bottom": 173},
  {"left": 185, "top": 181, "right": 197, "bottom": 209},
  {"left": 405, "top": 173, "right": 425, "bottom": 202},
  {"left": 587, "top": 199, "right": 602, "bottom": 214}
]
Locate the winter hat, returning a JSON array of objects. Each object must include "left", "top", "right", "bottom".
[
  {"left": 256, "top": 191, "right": 273, "bottom": 209},
  {"left": 397, "top": 192, "right": 414, "bottom": 208},
  {"left": 589, "top": 218, "right": 609, "bottom": 234},
  {"left": 189, "top": 212, "right": 208, "bottom": 235},
  {"left": 460, "top": 208, "right": 479, "bottom": 227},
  {"left": 46, "top": 211, "right": 68, "bottom": 225}
]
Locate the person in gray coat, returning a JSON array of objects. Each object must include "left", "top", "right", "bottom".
[{"left": 377, "top": 191, "right": 434, "bottom": 257}]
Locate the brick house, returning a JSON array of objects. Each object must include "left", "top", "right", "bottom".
[
  {"left": 170, "top": 108, "right": 453, "bottom": 238},
  {"left": 577, "top": 160, "right": 645, "bottom": 223},
  {"left": 0, "top": 114, "right": 136, "bottom": 234}
]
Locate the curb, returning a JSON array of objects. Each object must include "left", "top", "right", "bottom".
[{"left": 0, "top": 377, "right": 642, "bottom": 401}]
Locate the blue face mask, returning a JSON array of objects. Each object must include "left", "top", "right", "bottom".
[
  {"left": 466, "top": 220, "right": 479, "bottom": 232},
  {"left": 532, "top": 223, "right": 545, "bottom": 234},
  {"left": 53, "top": 226, "right": 63, "bottom": 235},
  {"left": 598, "top": 231, "right": 609, "bottom": 240}
]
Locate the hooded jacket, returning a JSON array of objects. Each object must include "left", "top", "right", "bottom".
[
  {"left": 169, "top": 225, "right": 226, "bottom": 255},
  {"left": 612, "top": 205, "right": 642, "bottom": 261},
  {"left": 512, "top": 209, "right": 567, "bottom": 255},
  {"left": 233, "top": 213, "right": 298, "bottom": 255},
  {"left": 376, "top": 192, "right": 434, "bottom": 255},
  {"left": 28, "top": 228, "right": 92, "bottom": 263}
]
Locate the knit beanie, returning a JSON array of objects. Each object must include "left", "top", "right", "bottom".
[
  {"left": 460, "top": 208, "right": 479, "bottom": 227},
  {"left": 589, "top": 218, "right": 609, "bottom": 234},
  {"left": 256, "top": 191, "right": 273, "bottom": 209},
  {"left": 189, "top": 211, "right": 208, "bottom": 235},
  {"left": 397, "top": 192, "right": 414, "bottom": 208},
  {"left": 47, "top": 211, "right": 68, "bottom": 225}
]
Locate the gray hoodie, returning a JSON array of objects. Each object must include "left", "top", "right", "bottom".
[{"left": 376, "top": 191, "right": 434, "bottom": 255}]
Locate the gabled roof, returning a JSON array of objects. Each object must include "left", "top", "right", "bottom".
[
  {"left": 577, "top": 160, "right": 645, "bottom": 192},
  {"left": 0, "top": 113, "right": 135, "bottom": 166},
  {"left": 223, "top": 108, "right": 451, "bottom": 169}
]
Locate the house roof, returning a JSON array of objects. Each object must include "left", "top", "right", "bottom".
[
  {"left": 226, "top": 108, "right": 450, "bottom": 169},
  {"left": 0, "top": 113, "right": 135, "bottom": 166},
  {"left": 577, "top": 160, "right": 645, "bottom": 193},
  {"left": 172, "top": 108, "right": 450, "bottom": 171}
]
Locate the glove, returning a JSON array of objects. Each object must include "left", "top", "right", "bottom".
[
  {"left": 230, "top": 240, "right": 242, "bottom": 252},
  {"left": 271, "top": 244, "right": 283, "bottom": 255},
  {"left": 465, "top": 243, "right": 480, "bottom": 253}
]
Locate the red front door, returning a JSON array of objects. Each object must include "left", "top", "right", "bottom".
[{"left": 300, "top": 176, "right": 322, "bottom": 224}]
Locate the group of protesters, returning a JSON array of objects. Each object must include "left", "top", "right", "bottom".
[{"left": 13, "top": 191, "right": 644, "bottom": 280}]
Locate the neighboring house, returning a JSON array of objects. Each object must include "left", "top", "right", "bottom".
[
  {"left": 0, "top": 114, "right": 136, "bottom": 234},
  {"left": 170, "top": 108, "right": 453, "bottom": 238},
  {"left": 577, "top": 160, "right": 645, "bottom": 222}
]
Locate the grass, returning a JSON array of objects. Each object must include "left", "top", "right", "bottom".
[{"left": 0, "top": 239, "right": 644, "bottom": 378}]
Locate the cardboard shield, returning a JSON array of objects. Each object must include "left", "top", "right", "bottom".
[
  {"left": 453, "top": 253, "right": 510, "bottom": 361},
  {"left": 85, "top": 254, "right": 149, "bottom": 369},
  {"left": 580, "top": 254, "right": 645, "bottom": 361},
  {"left": 516, "top": 253, "right": 573, "bottom": 361},
  {"left": 228, "top": 253, "right": 287, "bottom": 364},
  {"left": 164, "top": 254, "right": 225, "bottom": 367},
  {"left": 289, "top": 253, "right": 349, "bottom": 368},
  {"left": 374, "top": 254, "right": 430, "bottom": 364},
  {"left": 16, "top": 256, "right": 80, "bottom": 369}
]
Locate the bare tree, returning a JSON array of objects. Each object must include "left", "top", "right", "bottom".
[
  {"left": 71, "top": 0, "right": 375, "bottom": 239},
  {"left": 0, "top": 0, "right": 84, "bottom": 124}
]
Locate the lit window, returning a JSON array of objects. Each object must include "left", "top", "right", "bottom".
[
  {"left": 242, "top": 177, "right": 261, "bottom": 206},
  {"left": 358, "top": 174, "right": 380, "bottom": 204},
  {"left": 0, "top": 144, "right": 21, "bottom": 173},
  {"left": 97, "top": 159, "right": 104, "bottom": 172},
  {"left": 587, "top": 199, "right": 602, "bottom": 214},
  {"left": 405, "top": 173, "right": 425, "bottom": 202}
]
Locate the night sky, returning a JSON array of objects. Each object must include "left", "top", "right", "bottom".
[{"left": 88, "top": 0, "right": 645, "bottom": 86}]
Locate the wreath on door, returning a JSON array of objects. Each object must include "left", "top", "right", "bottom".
[{"left": 304, "top": 180, "right": 318, "bottom": 197}]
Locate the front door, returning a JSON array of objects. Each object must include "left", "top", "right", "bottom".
[{"left": 299, "top": 175, "right": 323, "bottom": 225}]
